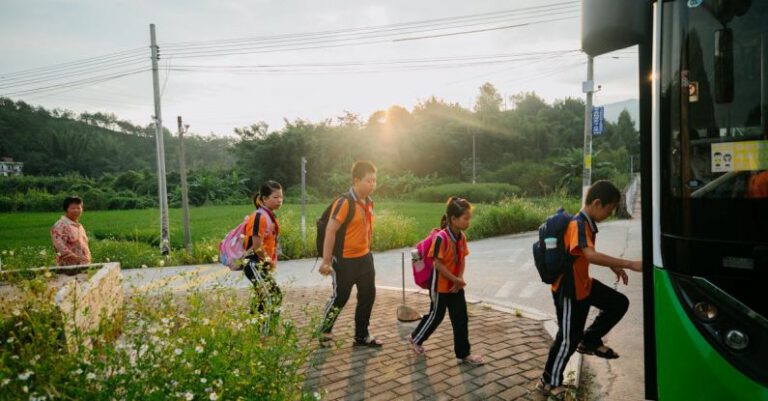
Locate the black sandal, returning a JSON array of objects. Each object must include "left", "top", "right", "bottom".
[
  {"left": 354, "top": 335, "right": 383, "bottom": 348},
  {"left": 536, "top": 378, "right": 568, "bottom": 398},
  {"left": 577, "top": 343, "right": 619, "bottom": 359},
  {"left": 319, "top": 333, "right": 334, "bottom": 348}
]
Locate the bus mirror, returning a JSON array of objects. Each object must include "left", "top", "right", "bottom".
[{"left": 714, "top": 28, "right": 734, "bottom": 104}]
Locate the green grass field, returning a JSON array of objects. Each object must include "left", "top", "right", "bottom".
[
  {"left": 0, "top": 197, "right": 579, "bottom": 270},
  {"left": 0, "top": 202, "right": 444, "bottom": 250}
]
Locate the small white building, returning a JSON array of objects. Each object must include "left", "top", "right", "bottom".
[{"left": 0, "top": 157, "right": 23, "bottom": 177}]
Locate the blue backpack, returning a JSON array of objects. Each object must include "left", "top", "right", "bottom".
[{"left": 532, "top": 208, "right": 575, "bottom": 284}]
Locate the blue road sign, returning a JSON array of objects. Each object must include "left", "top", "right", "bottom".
[{"left": 592, "top": 106, "right": 604, "bottom": 135}]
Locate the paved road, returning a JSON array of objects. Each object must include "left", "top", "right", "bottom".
[{"left": 123, "top": 218, "right": 644, "bottom": 400}]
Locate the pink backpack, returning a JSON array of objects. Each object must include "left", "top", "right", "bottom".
[
  {"left": 219, "top": 215, "right": 250, "bottom": 271},
  {"left": 412, "top": 229, "right": 445, "bottom": 289}
]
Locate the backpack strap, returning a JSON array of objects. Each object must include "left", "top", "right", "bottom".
[
  {"left": 338, "top": 193, "right": 356, "bottom": 229},
  {"left": 442, "top": 228, "right": 462, "bottom": 268},
  {"left": 328, "top": 193, "right": 356, "bottom": 260}
]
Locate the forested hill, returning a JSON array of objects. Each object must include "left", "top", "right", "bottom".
[{"left": 0, "top": 97, "right": 234, "bottom": 176}]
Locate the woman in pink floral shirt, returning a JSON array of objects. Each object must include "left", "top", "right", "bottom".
[{"left": 51, "top": 196, "right": 91, "bottom": 266}]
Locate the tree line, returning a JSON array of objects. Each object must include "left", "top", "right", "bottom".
[{"left": 0, "top": 82, "right": 639, "bottom": 211}]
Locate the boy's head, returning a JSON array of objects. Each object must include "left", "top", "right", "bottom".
[
  {"left": 584, "top": 180, "right": 621, "bottom": 222},
  {"left": 351, "top": 160, "right": 377, "bottom": 198}
]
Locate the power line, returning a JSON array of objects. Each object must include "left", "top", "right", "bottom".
[
  {"left": 0, "top": 48, "right": 146, "bottom": 80},
  {"left": 2, "top": 68, "right": 150, "bottom": 97},
  {"left": 393, "top": 16, "right": 575, "bottom": 42},
  {"left": 0, "top": 2, "right": 579, "bottom": 87},
  {"left": 165, "top": 51, "right": 579, "bottom": 75},
  {"left": 0, "top": 58, "right": 147, "bottom": 89},
  {"left": 162, "top": 7, "right": 578, "bottom": 58},
  {"left": 162, "top": 2, "right": 578, "bottom": 50}
]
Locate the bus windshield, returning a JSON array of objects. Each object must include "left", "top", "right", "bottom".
[{"left": 662, "top": 0, "right": 767, "bottom": 200}]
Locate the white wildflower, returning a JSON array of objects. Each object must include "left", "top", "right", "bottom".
[
  {"left": 18, "top": 370, "right": 33, "bottom": 381},
  {"left": 1, "top": 378, "right": 10, "bottom": 387},
  {"left": 184, "top": 391, "right": 194, "bottom": 401},
  {"left": 12, "top": 309, "right": 21, "bottom": 317},
  {"left": 141, "top": 264, "right": 148, "bottom": 269},
  {"left": 9, "top": 250, "right": 14, "bottom": 256},
  {"left": 38, "top": 249, "right": 47, "bottom": 256},
  {"left": 6, "top": 337, "right": 14, "bottom": 344},
  {"left": 195, "top": 345, "right": 204, "bottom": 354},
  {"left": 201, "top": 318, "right": 210, "bottom": 326},
  {"left": 209, "top": 392, "right": 218, "bottom": 401},
  {"left": 200, "top": 378, "right": 207, "bottom": 384},
  {"left": 86, "top": 372, "right": 96, "bottom": 380},
  {"left": 313, "top": 392, "right": 321, "bottom": 401},
  {"left": 158, "top": 260, "right": 165, "bottom": 267}
]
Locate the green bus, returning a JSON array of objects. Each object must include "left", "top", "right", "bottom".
[{"left": 582, "top": 1, "right": 767, "bottom": 400}]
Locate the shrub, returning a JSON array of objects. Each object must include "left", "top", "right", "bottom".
[
  {"left": 410, "top": 182, "right": 520, "bottom": 203},
  {"left": 467, "top": 196, "right": 581, "bottom": 239},
  {"left": 482, "top": 162, "right": 560, "bottom": 196},
  {"left": 0, "top": 277, "right": 320, "bottom": 401},
  {"left": 371, "top": 210, "right": 419, "bottom": 251}
]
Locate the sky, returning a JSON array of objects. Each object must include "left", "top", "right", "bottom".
[{"left": 0, "top": 0, "right": 638, "bottom": 136}]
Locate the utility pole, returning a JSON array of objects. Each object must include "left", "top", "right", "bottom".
[
  {"left": 581, "top": 55, "right": 595, "bottom": 205},
  {"left": 300, "top": 157, "right": 307, "bottom": 245},
  {"left": 150, "top": 23, "right": 170, "bottom": 255},
  {"left": 178, "top": 116, "right": 192, "bottom": 252},
  {"left": 472, "top": 134, "right": 476, "bottom": 184}
]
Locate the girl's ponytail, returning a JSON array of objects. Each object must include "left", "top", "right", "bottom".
[{"left": 440, "top": 214, "right": 448, "bottom": 229}]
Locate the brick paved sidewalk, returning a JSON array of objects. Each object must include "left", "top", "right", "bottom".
[{"left": 285, "top": 286, "right": 553, "bottom": 401}]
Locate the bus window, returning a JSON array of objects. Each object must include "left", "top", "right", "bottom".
[{"left": 664, "top": 0, "right": 767, "bottom": 199}]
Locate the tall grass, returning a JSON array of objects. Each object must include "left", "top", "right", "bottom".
[{"left": 0, "top": 276, "right": 321, "bottom": 401}]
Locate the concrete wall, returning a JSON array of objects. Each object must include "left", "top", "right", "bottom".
[{"left": 55, "top": 262, "right": 123, "bottom": 349}]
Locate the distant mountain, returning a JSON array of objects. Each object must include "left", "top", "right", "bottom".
[{"left": 601, "top": 99, "right": 639, "bottom": 129}]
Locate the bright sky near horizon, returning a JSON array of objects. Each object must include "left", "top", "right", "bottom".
[{"left": 0, "top": 0, "right": 638, "bottom": 136}]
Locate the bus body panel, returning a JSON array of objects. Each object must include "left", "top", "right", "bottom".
[{"left": 655, "top": 268, "right": 768, "bottom": 401}]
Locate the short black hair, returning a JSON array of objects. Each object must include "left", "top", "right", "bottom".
[
  {"left": 585, "top": 180, "right": 621, "bottom": 206},
  {"left": 63, "top": 196, "right": 83, "bottom": 211},
  {"left": 351, "top": 160, "right": 377, "bottom": 181}
]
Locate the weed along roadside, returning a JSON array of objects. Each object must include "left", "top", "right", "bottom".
[
  {"left": 0, "top": 263, "right": 124, "bottom": 351},
  {"left": 0, "top": 269, "right": 322, "bottom": 400}
]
